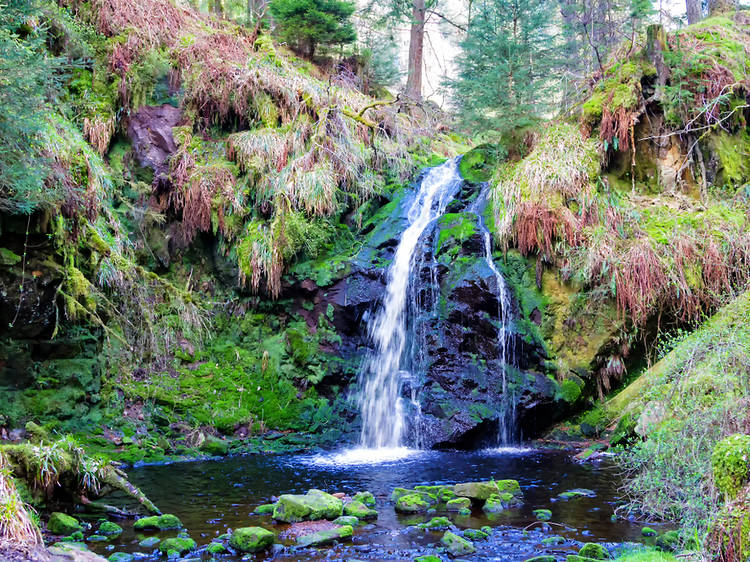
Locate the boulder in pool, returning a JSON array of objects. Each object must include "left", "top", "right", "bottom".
[
  {"left": 454, "top": 479, "right": 521, "bottom": 500},
  {"left": 138, "top": 537, "right": 160, "bottom": 549},
  {"left": 533, "top": 509, "right": 552, "bottom": 521},
  {"left": 133, "top": 513, "right": 182, "bottom": 530},
  {"left": 333, "top": 515, "right": 359, "bottom": 526},
  {"left": 446, "top": 497, "right": 471, "bottom": 511},
  {"left": 395, "top": 493, "right": 430, "bottom": 513},
  {"left": 463, "top": 528, "right": 489, "bottom": 541},
  {"left": 296, "top": 524, "right": 353, "bottom": 547},
  {"left": 108, "top": 554, "right": 134, "bottom": 562},
  {"left": 344, "top": 500, "right": 378, "bottom": 520},
  {"left": 229, "top": 527, "right": 274, "bottom": 553},
  {"left": 97, "top": 521, "right": 123, "bottom": 536},
  {"left": 254, "top": 503, "right": 276, "bottom": 514},
  {"left": 417, "top": 516, "right": 452, "bottom": 531},
  {"left": 578, "top": 543, "right": 610, "bottom": 559},
  {"left": 483, "top": 492, "right": 523, "bottom": 513},
  {"left": 207, "top": 542, "right": 228, "bottom": 555},
  {"left": 441, "top": 530, "right": 476, "bottom": 556},
  {"left": 48, "top": 512, "right": 83, "bottom": 535},
  {"left": 524, "top": 557, "right": 556, "bottom": 562},
  {"left": 557, "top": 488, "right": 596, "bottom": 500},
  {"left": 352, "top": 491, "right": 375, "bottom": 507},
  {"left": 158, "top": 537, "right": 196, "bottom": 555},
  {"left": 273, "top": 489, "right": 343, "bottom": 522},
  {"left": 414, "top": 556, "right": 442, "bottom": 562}
]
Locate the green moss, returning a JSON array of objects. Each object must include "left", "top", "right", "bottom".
[
  {"left": 440, "top": 530, "right": 476, "bottom": 556},
  {"left": 344, "top": 500, "right": 378, "bottom": 520},
  {"left": 395, "top": 493, "right": 430, "bottom": 513},
  {"left": 578, "top": 543, "right": 609, "bottom": 559},
  {"left": 97, "top": 521, "right": 123, "bottom": 536},
  {"left": 229, "top": 526, "right": 274, "bottom": 553},
  {"left": 712, "top": 434, "right": 750, "bottom": 499},
  {"left": 709, "top": 130, "right": 750, "bottom": 188},
  {"left": 533, "top": 508, "right": 552, "bottom": 521},
  {"left": 296, "top": 524, "right": 353, "bottom": 547},
  {"left": 0, "top": 247, "right": 22, "bottom": 266},
  {"left": 459, "top": 144, "right": 501, "bottom": 183},
  {"left": 133, "top": 513, "right": 182, "bottom": 531},
  {"left": 437, "top": 213, "right": 477, "bottom": 254},
  {"left": 158, "top": 537, "right": 196, "bottom": 555},
  {"left": 417, "top": 516, "right": 451, "bottom": 530},
  {"left": 48, "top": 512, "right": 82, "bottom": 535},
  {"left": 557, "top": 379, "right": 582, "bottom": 403}
]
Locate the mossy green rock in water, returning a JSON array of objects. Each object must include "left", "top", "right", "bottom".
[
  {"left": 542, "top": 536, "right": 565, "bottom": 546},
  {"left": 296, "top": 524, "right": 353, "bottom": 547},
  {"left": 454, "top": 480, "right": 521, "bottom": 500},
  {"left": 254, "top": 503, "right": 276, "bottom": 514},
  {"left": 533, "top": 509, "right": 552, "bottom": 521},
  {"left": 333, "top": 515, "right": 359, "bottom": 526},
  {"left": 133, "top": 513, "right": 182, "bottom": 530},
  {"left": 441, "top": 531, "right": 476, "bottom": 556},
  {"left": 206, "top": 542, "right": 228, "bottom": 554},
  {"left": 87, "top": 534, "right": 108, "bottom": 542},
  {"left": 395, "top": 493, "right": 430, "bottom": 513},
  {"left": 446, "top": 497, "right": 471, "bottom": 511},
  {"left": 229, "top": 526, "right": 274, "bottom": 553},
  {"left": 655, "top": 530, "right": 680, "bottom": 551},
  {"left": 158, "top": 537, "right": 196, "bottom": 555},
  {"left": 62, "top": 531, "right": 84, "bottom": 542},
  {"left": 711, "top": 433, "right": 750, "bottom": 498},
  {"left": 578, "top": 543, "right": 609, "bottom": 559},
  {"left": 558, "top": 489, "right": 596, "bottom": 500},
  {"left": 418, "top": 516, "right": 452, "bottom": 531},
  {"left": 344, "top": 500, "right": 378, "bottom": 519},
  {"left": 48, "top": 512, "right": 83, "bottom": 535},
  {"left": 414, "top": 556, "right": 442, "bottom": 562},
  {"left": 97, "top": 521, "right": 123, "bottom": 536},
  {"left": 463, "top": 528, "right": 489, "bottom": 541},
  {"left": 353, "top": 491, "right": 376, "bottom": 507},
  {"left": 641, "top": 526, "right": 656, "bottom": 537},
  {"left": 525, "top": 557, "right": 556, "bottom": 562},
  {"left": 273, "top": 489, "right": 343, "bottom": 522},
  {"left": 138, "top": 537, "right": 160, "bottom": 548}
]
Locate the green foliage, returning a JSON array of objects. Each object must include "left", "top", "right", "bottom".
[
  {"left": 557, "top": 379, "right": 582, "bottom": 403},
  {"left": 711, "top": 434, "right": 750, "bottom": 499},
  {"left": 448, "top": 0, "right": 556, "bottom": 133},
  {"left": 269, "top": 0, "right": 357, "bottom": 57},
  {"left": 0, "top": 0, "right": 62, "bottom": 212}
]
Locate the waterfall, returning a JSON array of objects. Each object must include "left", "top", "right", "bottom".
[
  {"left": 471, "top": 186, "right": 517, "bottom": 445},
  {"left": 358, "top": 159, "right": 462, "bottom": 450}
]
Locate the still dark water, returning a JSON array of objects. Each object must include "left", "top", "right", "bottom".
[{"left": 89, "top": 448, "right": 665, "bottom": 561}]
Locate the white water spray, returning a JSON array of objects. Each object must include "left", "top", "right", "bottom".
[{"left": 358, "top": 159, "right": 462, "bottom": 449}]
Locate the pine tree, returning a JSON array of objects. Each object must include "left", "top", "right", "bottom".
[
  {"left": 448, "top": 0, "right": 556, "bottom": 133},
  {"left": 269, "top": 0, "right": 357, "bottom": 58}
]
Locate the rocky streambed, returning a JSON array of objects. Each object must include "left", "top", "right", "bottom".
[{"left": 42, "top": 449, "right": 678, "bottom": 561}]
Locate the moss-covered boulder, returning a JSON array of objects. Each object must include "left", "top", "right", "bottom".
[
  {"left": 97, "top": 521, "right": 123, "bottom": 536},
  {"left": 446, "top": 497, "right": 472, "bottom": 511},
  {"left": 352, "top": 491, "right": 376, "bottom": 507},
  {"left": 711, "top": 434, "right": 750, "bottom": 498},
  {"left": 454, "top": 479, "right": 521, "bottom": 500},
  {"left": 158, "top": 537, "right": 196, "bottom": 555},
  {"left": 138, "top": 536, "right": 160, "bottom": 549},
  {"left": 459, "top": 144, "right": 501, "bottom": 183},
  {"left": 344, "top": 500, "right": 378, "bottom": 520},
  {"left": 441, "top": 530, "right": 476, "bottom": 556},
  {"left": 395, "top": 493, "right": 430, "bottom": 513},
  {"left": 655, "top": 530, "right": 680, "bottom": 551},
  {"left": 272, "top": 489, "right": 343, "bottom": 522},
  {"left": 296, "top": 524, "right": 353, "bottom": 547},
  {"left": 525, "top": 557, "right": 556, "bottom": 562},
  {"left": 200, "top": 436, "right": 229, "bottom": 456},
  {"left": 533, "top": 508, "right": 552, "bottom": 521},
  {"left": 332, "top": 515, "right": 359, "bottom": 526},
  {"left": 254, "top": 503, "right": 276, "bottom": 514},
  {"left": 557, "top": 489, "right": 596, "bottom": 500},
  {"left": 207, "top": 542, "right": 228, "bottom": 554},
  {"left": 414, "top": 556, "right": 442, "bottom": 562},
  {"left": 417, "top": 516, "right": 452, "bottom": 531},
  {"left": 463, "top": 528, "right": 489, "bottom": 541},
  {"left": 108, "top": 553, "right": 134, "bottom": 562},
  {"left": 578, "top": 543, "right": 609, "bottom": 559},
  {"left": 48, "top": 512, "right": 83, "bottom": 535},
  {"left": 229, "top": 526, "right": 274, "bottom": 553},
  {"left": 482, "top": 492, "right": 522, "bottom": 513},
  {"left": 133, "top": 513, "right": 182, "bottom": 530}
]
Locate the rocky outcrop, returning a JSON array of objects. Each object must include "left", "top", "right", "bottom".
[{"left": 126, "top": 104, "right": 182, "bottom": 184}]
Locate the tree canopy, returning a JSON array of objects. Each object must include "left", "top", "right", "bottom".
[{"left": 269, "top": 0, "right": 357, "bottom": 57}]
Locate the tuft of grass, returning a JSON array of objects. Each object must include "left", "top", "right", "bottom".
[{"left": 0, "top": 452, "right": 41, "bottom": 545}]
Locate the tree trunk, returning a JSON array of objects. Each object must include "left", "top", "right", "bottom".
[
  {"left": 708, "top": 0, "right": 737, "bottom": 16},
  {"left": 404, "top": 0, "right": 426, "bottom": 101},
  {"left": 686, "top": 0, "right": 702, "bottom": 23},
  {"left": 210, "top": 0, "right": 224, "bottom": 17},
  {"left": 645, "top": 24, "right": 670, "bottom": 97}
]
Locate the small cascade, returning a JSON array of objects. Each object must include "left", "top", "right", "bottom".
[
  {"left": 470, "top": 186, "right": 518, "bottom": 445},
  {"left": 358, "top": 159, "right": 463, "bottom": 450}
]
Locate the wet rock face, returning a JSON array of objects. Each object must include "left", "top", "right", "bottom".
[
  {"left": 127, "top": 104, "right": 182, "bottom": 182},
  {"left": 282, "top": 177, "right": 561, "bottom": 449}
]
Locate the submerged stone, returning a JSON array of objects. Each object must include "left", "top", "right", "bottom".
[
  {"left": 273, "top": 489, "right": 343, "bottom": 522},
  {"left": 48, "top": 512, "right": 83, "bottom": 535},
  {"left": 87, "top": 534, "right": 108, "bottom": 542},
  {"left": 158, "top": 537, "right": 196, "bottom": 555},
  {"left": 138, "top": 537, "right": 160, "bottom": 549},
  {"left": 229, "top": 527, "right": 274, "bottom": 553},
  {"left": 344, "top": 500, "right": 378, "bottom": 520},
  {"left": 446, "top": 497, "right": 471, "bottom": 511},
  {"left": 417, "top": 516, "right": 452, "bottom": 531},
  {"left": 557, "top": 489, "right": 596, "bottom": 500},
  {"left": 578, "top": 543, "right": 609, "bottom": 559},
  {"left": 332, "top": 515, "right": 359, "bottom": 526},
  {"left": 133, "top": 513, "right": 182, "bottom": 530},
  {"left": 440, "top": 530, "right": 476, "bottom": 556},
  {"left": 108, "top": 554, "right": 134, "bottom": 562},
  {"left": 395, "top": 493, "right": 430, "bottom": 513},
  {"left": 296, "top": 524, "right": 353, "bottom": 547},
  {"left": 541, "top": 536, "right": 565, "bottom": 546},
  {"left": 533, "top": 509, "right": 552, "bottom": 521}
]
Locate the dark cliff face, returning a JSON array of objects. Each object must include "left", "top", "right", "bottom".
[{"left": 285, "top": 175, "right": 566, "bottom": 449}]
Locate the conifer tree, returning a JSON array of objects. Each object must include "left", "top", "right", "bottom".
[
  {"left": 269, "top": 0, "right": 357, "bottom": 58},
  {"left": 447, "top": 0, "right": 556, "bottom": 133}
]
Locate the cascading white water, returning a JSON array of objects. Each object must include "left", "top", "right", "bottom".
[
  {"left": 471, "top": 186, "right": 517, "bottom": 445},
  {"left": 359, "top": 159, "right": 462, "bottom": 450}
]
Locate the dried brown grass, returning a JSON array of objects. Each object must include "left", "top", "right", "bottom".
[{"left": 0, "top": 453, "right": 40, "bottom": 546}]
